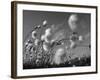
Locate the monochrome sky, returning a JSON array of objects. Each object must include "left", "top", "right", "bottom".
[{"left": 23, "top": 10, "right": 90, "bottom": 43}]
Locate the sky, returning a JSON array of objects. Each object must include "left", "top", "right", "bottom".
[{"left": 23, "top": 10, "right": 90, "bottom": 43}]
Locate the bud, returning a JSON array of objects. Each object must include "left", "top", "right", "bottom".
[
  {"left": 43, "top": 20, "right": 47, "bottom": 26},
  {"left": 34, "top": 39, "right": 39, "bottom": 46},
  {"left": 32, "top": 31, "right": 37, "bottom": 39},
  {"left": 37, "top": 25, "right": 41, "bottom": 28},
  {"left": 79, "top": 35, "right": 83, "bottom": 41}
]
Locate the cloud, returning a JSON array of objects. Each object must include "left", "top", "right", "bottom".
[
  {"left": 53, "top": 48, "right": 65, "bottom": 65},
  {"left": 51, "top": 30, "right": 65, "bottom": 42},
  {"left": 68, "top": 14, "right": 79, "bottom": 31},
  {"left": 41, "top": 28, "right": 52, "bottom": 51},
  {"left": 41, "top": 28, "right": 52, "bottom": 43}
]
